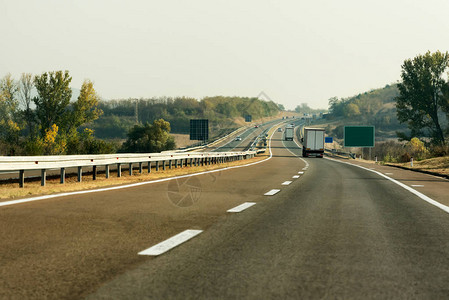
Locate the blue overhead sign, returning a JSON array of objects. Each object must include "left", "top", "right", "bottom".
[{"left": 325, "top": 137, "right": 333, "bottom": 143}]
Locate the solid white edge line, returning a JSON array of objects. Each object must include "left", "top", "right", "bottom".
[
  {"left": 138, "top": 229, "right": 203, "bottom": 256},
  {"left": 325, "top": 157, "right": 449, "bottom": 214},
  {"left": 1, "top": 121, "right": 287, "bottom": 208},
  {"left": 282, "top": 181, "right": 292, "bottom": 185},
  {"left": 264, "top": 189, "right": 281, "bottom": 196},
  {"left": 227, "top": 202, "right": 256, "bottom": 213}
]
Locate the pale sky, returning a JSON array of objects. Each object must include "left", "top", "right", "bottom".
[{"left": 1, "top": 0, "right": 449, "bottom": 109}]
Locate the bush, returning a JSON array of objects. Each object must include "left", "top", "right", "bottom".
[
  {"left": 399, "top": 152, "right": 411, "bottom": 163},
  {"left": 430, "top": 145, "right": 449, "bottom": 157}
]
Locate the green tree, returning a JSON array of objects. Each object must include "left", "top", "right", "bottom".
[
  {"left": 68, "top": 79, "right": 103, "bottom": 132},
  {"left": 0, "top": 73, "right": 19, "bottom": 121},
  {"left": 121, "top": 119, "right": 176, "bottom": 153},
  {"left": 344, "top": 103, "right": 361, "bottom": 117},
  {"left": 19, "top": 73, "right": 35, "bottom": 136},
  {"left": 33, "top": 70, "right": 72, "bottom": 136},
  {"left": 396, "top": 51, "right": 449, "bottom": 145}
]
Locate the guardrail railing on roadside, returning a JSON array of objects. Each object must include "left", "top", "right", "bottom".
[{"left": 0, "top": 150, "right": 257, "bottom": 188}]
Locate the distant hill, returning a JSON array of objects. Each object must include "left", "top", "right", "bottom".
[
  {"left": 326, "top": 84, "right": 408, "bottom": 140},
  {"left": 88, "top": 96, "right": 281, "bottom": 140}
]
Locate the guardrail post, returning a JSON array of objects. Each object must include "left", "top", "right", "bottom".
[
  {"left": 93, "top": 165, "right": 97, "bottom": 180},
  {"left": 78, "top": 166, "right": 82, "bottom": 182},
  {"left": 190, "top": 158, "right": 193, "bottom": 167},
  {"left": 60, "top": 168, "right": 65, "bottom": 184},
  {"left": 105, "top": 165, "right": 110, "bottom": 178},
  {"left": 129, "top": 163, "right": 133, "bottom": 175},
  {"left": 139, "top": 162, "right": 143, "bottom": 174},
  {"left": 174, "top": 159, "right": 178, "bottom": 168},
  {"left": 148, "top": 161, "right": 151, "bottom": 173},
  {"left": 19, "top": 170, "right": 24, "bottom": 188},
  {"left": 156, "top": 161, "right": 159, "bottom": 171},
  {"left": 41, "top": 169, "right": 46, "bottom": 186},
  {"left": 117, "top": 163, "right": 121, "bottom": 177},
  {"left": 162, "top": 160, "right": 166, "bottom": 170},
  {"left": 169, "top": 160, "right": 173, "bottom": 169}
]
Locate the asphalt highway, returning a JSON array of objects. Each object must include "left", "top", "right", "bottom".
[
  {"left": 1, "top": 123, "right": 449, "bottom": 299},
  {"left": 207, "top": 118, "right": 282, "bottom": 152}
]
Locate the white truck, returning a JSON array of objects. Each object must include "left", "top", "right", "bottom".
[
  {"left": 284, "top": 125, "right": 294, "bottom": 141},
  {"left": 301, "top": 127, "right": 325, "bottom": 158}
]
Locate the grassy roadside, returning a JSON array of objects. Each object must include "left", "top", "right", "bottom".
[
  {"left": 0, "top": 154, "right": 269, "bottom": 201},
  {"left": 385, "top": 156, "right": 449, "bottom": 177}
]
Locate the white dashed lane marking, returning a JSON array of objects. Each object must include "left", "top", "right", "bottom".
[
  {"left": 298, "top": 171, "right": 304, "bottom": 174},
  {"left": 264, "top": 189, "right": 281, "bottom": 196},
  {"left": 411, "top": 185, "right": 424, "bottom": 187},
  {"left": 292, "top": 175, "right": 300, "bottom": 179},
  {"left": 282, "top": 181, "right": 292, "bottom": 185},
  {"left": 227, "top": 202, "right": 256, "bottom": 213},
  {"left": 138, "top": 229, "right": 203, "bottom": 256}
]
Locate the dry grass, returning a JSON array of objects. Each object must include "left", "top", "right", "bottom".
[
  {"left": 171, "top": 134, "right": 194, "bottom": 148},
  {"left": 0, "top": 155, "right": 268, "bottom": 201},
  {"left": 391, "top": 156, "right": 449, "bottom": 176}
]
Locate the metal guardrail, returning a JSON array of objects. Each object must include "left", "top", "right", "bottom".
[{"left": 0, "top": 150, "right": 256, "bottom": 188}]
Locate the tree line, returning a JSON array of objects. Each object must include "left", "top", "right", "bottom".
[
  {"left": 0, "top": 71, "right": 114, "bottom": 155},
  {"left": 90, "top": 96, "right": 280, "bottom": 139},
  {"left": 0, "top": 71, "right": 280, "bottom": 155}
]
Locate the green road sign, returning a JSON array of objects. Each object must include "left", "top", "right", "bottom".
[
  {"left": 245, "top": 115, "right": 252, "bottom": 122},
  {"left": 344, "top": 126, "right": 375, "bottom": 147}
]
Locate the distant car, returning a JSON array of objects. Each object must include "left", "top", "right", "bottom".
[
  {"left": 235, "top": 136, "right": 242, "bottom": 141},
  {"left": 254, "top": 125, "right": 259, "bottom": 128},
  {"left": 277, "top": 128, "right": 282, "bottom": 132}
]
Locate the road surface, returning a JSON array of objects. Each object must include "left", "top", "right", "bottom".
[{"left": 1, "top": 123, "right": 449, "bottom": 299}]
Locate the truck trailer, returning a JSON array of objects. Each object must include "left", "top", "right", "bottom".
[
  {"left": 302, "top": 127, "right": 325, "bottom": 158},
  {"left": 284, "top": 125, "right": 294, "bottom": 141}
]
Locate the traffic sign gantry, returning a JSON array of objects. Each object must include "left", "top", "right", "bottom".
[{"left": 344, "top": 126, "right": 375, "bottom": 147}]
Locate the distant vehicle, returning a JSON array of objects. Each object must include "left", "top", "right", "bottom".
[
  {"left": 284, "top": 126, "right": 294, "bottom": 141},
  {"left": 235, "top": 136, "right": 242, "bottom": 141},
  {"left": 301, "top": 127, "right": 325, "bottom": 158},
  {"left": 277, "top": 128, "right": 282, "bottom": 132},
  {"left": 254, "top": 125, "right": 259, "bottom": 128}
]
